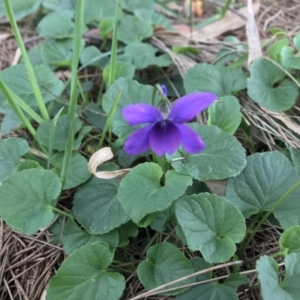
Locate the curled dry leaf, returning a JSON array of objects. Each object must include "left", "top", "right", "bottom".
[{"left": 88, "top": 147, "right": 131, "bottom": 179}]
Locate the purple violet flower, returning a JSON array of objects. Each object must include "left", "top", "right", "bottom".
[{"left": 122, "top": 87, "right": 217, "bottom": 156}]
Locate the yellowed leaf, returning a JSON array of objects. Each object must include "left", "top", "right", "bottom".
[
  {"left": 88, "top": 147, "right": 131, "bottom": 179},
  {"left": 184, "top": 0, "right": 203, "bottom": 17}
]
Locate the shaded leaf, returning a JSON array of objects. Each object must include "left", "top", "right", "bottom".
[
  {"left": 62, "top": 219, "right": 119, "bottom": 254},
  {"left": 138, "top": 242, "right": 195, "bottom": 296},
  {"left": 247, "top": 58, "right": 299, "bottom": 111},
  {"left": 46, "top": 242, "right": 125, "bottom": 300},
  {"left": 176, "top": 193, "right": 246, "bottom": 263},
  {"left": 0, "top": 137, "right": 29, "bottom": 182},
  {"left": 226, "top": 151, "right": 300, "bottom": 229},
  {"left": 184, "top": 63, "right": 246, "bottom": 97},
  {"left": 0, "top": 169, "right": 61, "bottom": 235},
  {"left": 168, "top": 124, "right": 246, "bottom": 181},
  {"left": 118, "top": 163, "right": 192, "bottom": 223}
]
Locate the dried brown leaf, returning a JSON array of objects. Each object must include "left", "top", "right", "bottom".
[{"left": 88, "top": 147, "right": 131, "bottom": 179}]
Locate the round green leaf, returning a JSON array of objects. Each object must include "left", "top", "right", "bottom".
[
  {"left": 102, "top": 78, "right": 160, "bottom": 138},
  {"left": 176, "top": 193, "right": 246, "bottom": 263},
  {"left": 37, "top": 10, "right": 74, "bottom": 39},
  {"left": 62, "top": 220, "right": 119, "bottom": 254},
  {"left": 168, "top": 124, "right": 246, "bottom": 181},
  {"left": 118, "top": 14, "right": 153, "bottom": 44},
  {"left": 0, "top": 169, "right": 61, "bottom": 235},
  {"left": 247, "top": 58, "right": 299, "bottom": 112},
  {"left": 118, "top": 163, "right": 192, "bottom": 224},
  {"left": 226, "top": 151, "right": 300, "bottom": 229},
  {"left": 208, "top": 96, "right": 242, "bottom": 135},
  {"left": 280, "top": 225, "right": 300, "bottom": 255},
  {"left": 73, "top": 176, "right": 130, "bottom": 234},
  {"left": 0, "top": 64, "right": 64, "bottom": 110},
  {"left": 184, "top": 63, "right": 246, "bottom": 97},
  {"left": 0, "top": 137, "right": 29, "bottom": 182},
  {"left": 80, "top": 46, "right": 109, "bottom": 69},
  {"left": 137, "top": 242, "right": 195, "bottom": 296},
  {"left": 51, "top": 151, "right": 91, "bottom": 190},
  {"left": 257, "top": 254, "right": 300, "bottom": 300},
  {"left": 46, "top": 242, "right": 125, "bottom": 300}
]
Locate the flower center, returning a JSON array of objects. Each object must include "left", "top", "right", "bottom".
[{"left": 157, "top": 101, "right": 171, "bottom": 119}]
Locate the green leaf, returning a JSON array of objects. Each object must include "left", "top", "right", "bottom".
[
  {"left": 184, "top": 63, "right": 246, "bottom": 97},
  {"left": 99, "top": 17, "right": 114, "bottom": 38},
  {"left": 137, "top": 242, "right": 195, "bottom": 296},
  {"left": 46, "top": 242, "right": 125, "bottom": 300},
  {"left": 120, "top": 0, "right": 155, "bottom": 23},
  {"left": 177, "top": 274, "right": 247, "bottom": 300},
  {"left": 118, "top": 14, "right": 153, "bottom": 44},
  {"left": 0, "top": 169, "right": 61, "bottom": 235},
  {"left": 0, "top": 64, "right": 64, "bottom": 110},
  {"left": 257, "top": 254, "right": 300, "bottom": 300},
  {"left": 0, "top": 0, "right": 42, "bottom": 20},
  {"left": 0, "top": 110, "right": 22, "bottom": 135},
  {"left": 125, "top": 42, "right": 172, "bottom": 69},
  {"left": 51, "top": 151, "right": 91, "bottom": 190},
  {"left": 247, "top": 58, "right": 299, "bottom": 112},
  {"left": 37, "top": 10, "right": 74, "bottom": 39},
  {"left": 84, "top": 103, "right": 107, "bottom": 130},
  {"left": 281, "top": 35, "right": 300, "bottom": 70},
  {"left": 279, "top": 225, "right": 300, "bottom": 255},
  {"left": 168, "top": 124, "right": 246, "bottom": 181},
  {"left": 117, "top": 221, "right": 138, "bottom": 247},
  {"left": 208, "top": 96, "right": 242, "bottom": 135},
  {"left": 41, "top": 39, "right": 74, "bottom": 68},
  {"left": 62, "top": 220, "right": 119, "bottom": 254},
  {"left": 0, "top": 137, "right": 29, "bottom": 182},
  {"left": 73, "top": 175, "right": 130, "bottom": 234},
  {"left": 102, "top": 78, "right": 159, "bottom": 138},
  {"left": 267, "top": 38, "right": 289, "bottom": 61},
  {"left": 226, "top": 151, "right": 300, "bottom": 229},
  {"left": 103, "top": 62, "right": 135, "bottom": 85},
  {"left": 42, "top": 0, "right": 73, "bottom": 10},
  {"left": 118, "top": 163, "right": 192, "bottom": 223},
  {"left": 80, "top": 46, "right": 109, "bottom": 69},
  {"left": 37, "top": 115, "right": 83, "bottom": 151},
  {"left": 17, "top": 160, "right": 40, "bottom": 171},
  {"left": 176, "top": 193, "right": 246, "bottom": 263},
  {"left": 76, "top": 0, "right": 117, "bottom": 24}
]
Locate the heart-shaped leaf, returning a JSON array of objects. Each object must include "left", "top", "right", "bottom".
[
  {"left": 46, "top": 242, "right": 125, "bottom": 300},
  {"left": 0, "top": 169, "right": 61, "bottom": 234},
  {"left": 118, "top": 163, "right": 192, "bottom": 223},
  {"left": 168, "top": 124, "right": 246, "bottom": 181},
  {"left": 73, "top": 174, "right": 130, "bottom": 234},
  {"left": 176, "top": 193, "right": 246, "bottom": 263},
  {"left": 279, "top": 225, "right": 300, "bottom": 255},
  {"left": 137, "top": 242, "right": 195, "bottom": 296},
  {"left": 257, "top": 254, "right": 300, "bottom": 300},
  {"left": 184, "top": 63, "right": 246, "bottom": 97},
  {"left": 226, "top": 151, "right": 300, "bottom": 229},
  {"left": 247, "top": 58, "right": 299, "bottom": 112},
  {"left": 208, "top": 96, "right": 242, "bottom": 135}
]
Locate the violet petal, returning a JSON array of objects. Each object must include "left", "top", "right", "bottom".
[
  {"left": 169, "top": 92, "right": 217, "bottom": 123},
  {"left": 149, "top": 120, "right": 181, "bottom": 156},
  {"left": 124, "top": 124, "right": 154, "bottom": 155},
  {"left": 122, "top": 104, "right": 163, "bottom": 125},
  {"left": 175, "top": 124, "right": 205, "bottom": 153}
]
